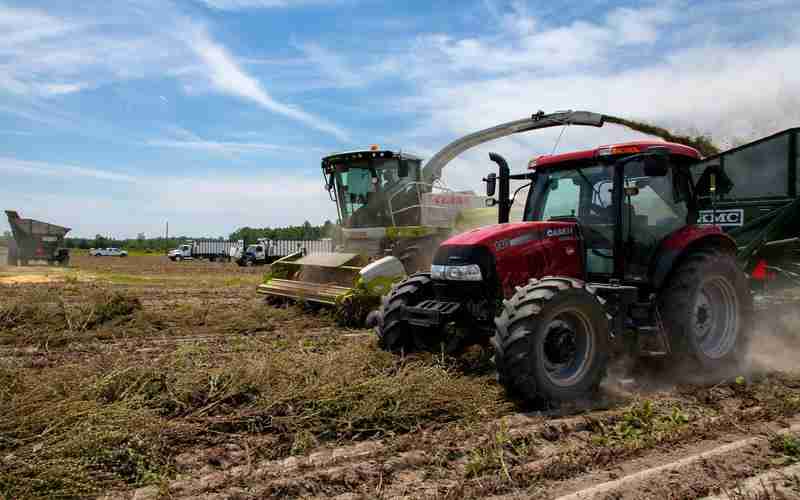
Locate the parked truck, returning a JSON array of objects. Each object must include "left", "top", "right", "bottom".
[
  {"left": 5, "top": 210, "right": 71, "bottom": 266},
  {"left": 168, "top": 239, "right": 242, "bottom": 262},
  {"left": 234, "top": 238, "right": 335, "bottom": 267}
]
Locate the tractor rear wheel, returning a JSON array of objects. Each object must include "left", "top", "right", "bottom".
[
  {"left": 493, "top": 277, "right": 609, "bottom": 403},
  {"left": 659, "top": 249, "right": 752, "bottom": 372},
  {"left": 374, "top": 273, "right": 446, "bottom": 352}
]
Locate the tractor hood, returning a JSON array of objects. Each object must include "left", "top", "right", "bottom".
[
  {"left": 443, "top": 221, "right": 577, "bottom": 249},
  {"left": 433, "top": 221, "right": 583, "bottom": 297}
]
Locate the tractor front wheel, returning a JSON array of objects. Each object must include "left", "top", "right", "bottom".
[
  {"left": 493, "top": 277, "right": 609, "bottom": 403},
  {"left": 374, "top": 273, "right": 446, "bottom": 353},
  {"left": 659, "top": 250, "right": 752, "bottom": 372}
]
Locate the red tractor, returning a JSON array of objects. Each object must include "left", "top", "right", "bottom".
[{"left": 373, "top": 138, "right": 752, "bottom": 403}]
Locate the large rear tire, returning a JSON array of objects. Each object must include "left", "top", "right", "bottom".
[
  {"left": 493, "top": 277, "right": 609, "bottom": 403},
  {"left": 374, "top": 273, "right": 446, "bottom": 352},
  {"left": 659, "top": 250, "right": 752, "bottom": 372}
]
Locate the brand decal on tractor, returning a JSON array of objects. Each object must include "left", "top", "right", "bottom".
[
  {"left": 546, "top": 227, "right": 574, "bottom": 237},
  {"left": 697, "top": 209, "right": 744, "bottom": 227}
]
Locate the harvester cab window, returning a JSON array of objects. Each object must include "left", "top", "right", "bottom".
[{"left": 334, "top": 156, "right": 424, "bottom": 228}]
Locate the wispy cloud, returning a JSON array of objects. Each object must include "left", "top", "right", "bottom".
[
  {"left": 185, "top": 25, "right": 350, "bottom": 141},
  {"left": 0, "top": 157, "right": 138, "bottom": 183},
  {"left": 147, "top": 138, "right": 305, "bottom": 155},
  {"left": 195, "top": 0, "right": 340, "bottom": 10},
  {"left": 0, "top": 3, "right": 349, "bottom": 142},
  {"left": 297, "top": 42, "right": 365, "bottom": 88}
]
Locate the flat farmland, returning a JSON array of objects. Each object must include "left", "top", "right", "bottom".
[{"left": 2, "top": 255, "right": 800, "bottom": 499}]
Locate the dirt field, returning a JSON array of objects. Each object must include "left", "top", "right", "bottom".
[{"left": 2, "top": 255, "right": 800, "bottom": 499}]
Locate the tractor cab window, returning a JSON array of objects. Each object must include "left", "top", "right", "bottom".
[
  {"left": 531, "top": 165, "right": 615, "bottom": 275},
  {"left": 621, "top": 160, "right": 690, "bottom": 279}
]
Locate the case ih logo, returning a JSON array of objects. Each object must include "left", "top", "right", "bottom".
[
  {"left": 697, "top": 209, "right": 744, "bottom": 227},
  {"left": 545, "top": 227, "right": 574, "bottom": 238}
]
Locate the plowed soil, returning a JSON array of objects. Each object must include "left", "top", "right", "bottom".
[{"left": 2, "top": 255, "right": 800, "bottom": 500}]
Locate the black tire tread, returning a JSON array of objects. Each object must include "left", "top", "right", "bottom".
[
  {"left": 493, "top": 277, "right": 609, "bottom": 403},
  {"left": 375, "top": 273, "right": 443, "bottom": 352},
  {"left": 659, "top": 249, "right": 752, "bottom": 369}
]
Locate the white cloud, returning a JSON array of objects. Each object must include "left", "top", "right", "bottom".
[
  {"left": 147, "top": 138, "right": 305, "bottom": 155},
  {"left": 0, "top": 157, "right": 138, "bottom": 183},
  {"left": 297, "top": 42, "right": 365, "bottom": 89},
  {"left": 39, "top": 82, "right": 90, "bottom": 96},
  {"left": 185, "top": 25, "right": 350, "bottom": 141},
  {"left": 196, "top": 0, "right": 338, "bottom": 10},
  {"left": 369, "top": 1, "right": 800, "bottom": 192},
  {"left": 0, "top": 3, "right": 348, "bottom": 142},
  {"left": 0, "top": 168, "right": 337, "bottom": 239}
]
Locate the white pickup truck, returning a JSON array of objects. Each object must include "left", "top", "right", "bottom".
[{"left": 89, "top": 247, "right": 128, "bottom": 257}]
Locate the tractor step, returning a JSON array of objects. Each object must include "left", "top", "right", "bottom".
[
  {"left": 257, "top": 279, "right": 351, "bottom": 305},
  {"left": 404, "top": 300, "right": 461, "bottom": 328}
]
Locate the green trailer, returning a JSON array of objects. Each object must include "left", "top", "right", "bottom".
[
  {"left": 691, "top": 127, "right": 800, "bottom": 289},
  {"left": 5, "top": 210, "right": 71, "bottom": 266}
]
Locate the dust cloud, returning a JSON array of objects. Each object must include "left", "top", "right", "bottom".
[{"left": 746, "top": 296, "right": 800, "bottom": 375}]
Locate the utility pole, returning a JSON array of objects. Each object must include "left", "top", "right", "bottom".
[{"left": 165, "top": 221, "right": 169, "bottom": 255}]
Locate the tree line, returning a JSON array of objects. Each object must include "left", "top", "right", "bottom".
[{"left": 229, "top": 220, "right": 335, "bottom": 244}]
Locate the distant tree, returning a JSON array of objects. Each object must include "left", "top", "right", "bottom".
[
  {"left": 137, "top": 232, "right": 146, "bottom": 241},
  {"left": 322, "top": 220, "right": 334, "bottom": 238},
  {"left": 94, "top": 234, "right": 107, "bottom": 248}
]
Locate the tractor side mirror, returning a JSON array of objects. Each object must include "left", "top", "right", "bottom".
[
  {"left": 325, "top": 173, "right": 334, "bottom": 191},
  {"left": 643, "top": 146, "right": 670, "bottom": 177},
  {"left": 484, "top": 172, "right": 497, "bottom": 197},
  {"left": 398, "top": 160, "right": 409, "bottom": 178}
]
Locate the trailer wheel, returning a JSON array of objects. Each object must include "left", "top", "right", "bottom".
[
  {"left": 659, "top": 249, "right": 752, "bottom": 372},
  {"left": 493, "top": 277, "right": 609, "bottom": 403},
  {"left": 374, "top": 273, "right": 446, "bottom": 352}
]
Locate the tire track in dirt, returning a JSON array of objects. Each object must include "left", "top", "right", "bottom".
[{"left": 120, "top": 381, "right": 800, "bottom": 500}]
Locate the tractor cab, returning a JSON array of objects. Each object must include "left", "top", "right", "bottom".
[
  {"left": 322, "top": 147, "right": 425, "bottom": 229},
  {"left": 524, "top": 141, "right": 702, "bottom": 286}
]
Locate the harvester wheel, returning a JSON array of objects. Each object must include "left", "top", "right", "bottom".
[
  {"left": 493, "top": 277, "right": 609, "bottom": 403},
  {"left": 659, "top": 249, "right": 752, "bottom": 372},
  {"left": 374, "top": 273, "right": 445, "bottom": 352}
]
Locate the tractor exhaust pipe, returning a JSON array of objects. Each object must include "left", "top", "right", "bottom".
[{"left": 489, "top": 153, "right": 512, "bottom": 224}]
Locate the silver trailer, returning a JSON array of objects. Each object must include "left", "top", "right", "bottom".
[{"left": 169, "top": 239, "right": 243, "bottom": 262}]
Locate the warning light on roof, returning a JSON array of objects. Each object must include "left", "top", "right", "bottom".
[
  {"left": 596, "top": 145, "right": 642, "bottom": 156},
  {"left": 370, "top": 144, "right": 380, "bottom": 151}
]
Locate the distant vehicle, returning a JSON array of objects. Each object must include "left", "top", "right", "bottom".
[
  {"left": 234, "top": 238, "right": 334, "bottom": 267},
  {"left": 89, "top": 247, "right": 128, "bottom": 257},
  {"left": 168, "top": 240, "right": 242, "bottom": 262}
]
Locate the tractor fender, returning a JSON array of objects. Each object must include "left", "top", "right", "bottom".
[{"left": 650, "top": 226, "right": 737, "bottom": 290}]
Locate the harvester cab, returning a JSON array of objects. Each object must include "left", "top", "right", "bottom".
[{"left": 374, "top": 123, "right": 763, "bottom": 405}]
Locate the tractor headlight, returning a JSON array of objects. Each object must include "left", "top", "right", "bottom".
[{"left": 430, "top": 264, "right": 483, "bottom": 281}]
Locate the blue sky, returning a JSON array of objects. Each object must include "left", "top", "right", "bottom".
[{"left": 1, "top": 0, "right": 799, "bottom": 238}]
